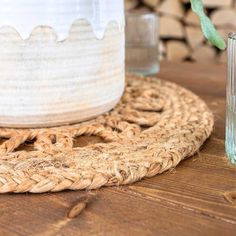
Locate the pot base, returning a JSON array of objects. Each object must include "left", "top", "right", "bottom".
[{"left": 0, "top": 97, "right": 122, "bottom": 128}]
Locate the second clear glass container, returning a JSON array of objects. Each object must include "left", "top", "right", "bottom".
[{"left": 125, "top": 12, "right": 160, "bottom": 76}]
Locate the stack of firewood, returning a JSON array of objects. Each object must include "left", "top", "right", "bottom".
[{"left": 125, "top": 0, "right": 235, "bottom": 63}]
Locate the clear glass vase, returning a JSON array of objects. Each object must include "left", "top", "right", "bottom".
[
  {"left": 226, "top": 32, "right": 236, "bottom": 165},
  {"left": 125, "top": 12, "right": 160, "bottom": 76}
]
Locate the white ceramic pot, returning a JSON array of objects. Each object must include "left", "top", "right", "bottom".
[{"left": 0, "top": 0, "right": 125, "bottom": 128}]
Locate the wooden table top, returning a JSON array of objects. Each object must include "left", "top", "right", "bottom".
[{"left": 1, "top": 62, "right": 236, "bottom": 236}]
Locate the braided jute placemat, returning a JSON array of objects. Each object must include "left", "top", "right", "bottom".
[{"left": 0, "top": 75, "right": 214, "bottom": 193}]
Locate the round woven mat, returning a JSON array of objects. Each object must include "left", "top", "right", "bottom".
[{"left": 0, "top": 75, "right": 214, "bottom": 193}]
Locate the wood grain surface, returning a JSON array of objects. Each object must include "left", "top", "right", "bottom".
[{"left": 1, "top": 62, "right": 236, "bottom": 236}]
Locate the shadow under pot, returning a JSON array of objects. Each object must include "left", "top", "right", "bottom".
[{"left": 0, "top": 0, "right": 125, "bottom": 128}]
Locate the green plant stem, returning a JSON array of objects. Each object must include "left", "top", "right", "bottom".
[{"left": 190, "top": 0, "right": 226, "bottom": 50}]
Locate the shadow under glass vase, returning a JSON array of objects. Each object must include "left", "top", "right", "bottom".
[{"left": 226, "top": 32, "right": 236, "bottom": 165}]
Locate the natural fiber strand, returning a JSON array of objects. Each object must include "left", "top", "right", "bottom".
[{"left": 0, "top": 75, "right": 214, "bottom": 193}]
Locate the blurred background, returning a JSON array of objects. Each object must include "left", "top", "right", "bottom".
[{"left": 125, "top": 0, "right": 236, "bottom": 64}]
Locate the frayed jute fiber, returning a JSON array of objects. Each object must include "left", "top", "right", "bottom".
[{"left": 0, "top": 75, "right": 214, "bottom": 193}]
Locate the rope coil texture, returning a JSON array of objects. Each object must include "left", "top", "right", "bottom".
[{"left": 0, "top": 75, "right": 214, "bottom": 193}]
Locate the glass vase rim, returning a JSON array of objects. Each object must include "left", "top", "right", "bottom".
[{"left": 228, "top": 32, "right": 236, "bottom": 40}]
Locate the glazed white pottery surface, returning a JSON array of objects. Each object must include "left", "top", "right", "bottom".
[
  {"left": 0, "top": 0, "right": 124, "bottom": 40},
  {"left": 0, "top": 0, "right": 125, "bottom": 127}
]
